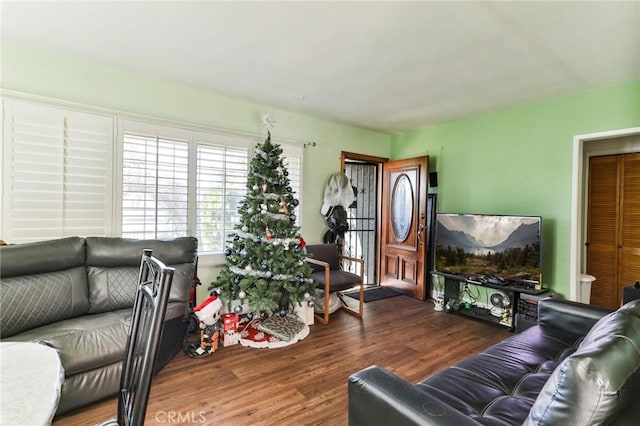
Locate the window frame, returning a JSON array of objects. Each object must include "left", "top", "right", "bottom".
[
  {"left": 115, "top": 118, "right": 304, "bottom": 266},
  {"left": 1, "top": 98, "right": 115, "bottom": 243},
  {"left": 1, "top": 95, "right": 305, "bottom": 262}
]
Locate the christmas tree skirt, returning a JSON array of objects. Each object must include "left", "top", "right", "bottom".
[{"left": 239, "top": 317, "right": 309, "bottom": 349}]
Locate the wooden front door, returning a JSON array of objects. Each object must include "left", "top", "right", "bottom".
[
  {"left": 587, "top": 152, "right": 640, "bottom": 309},
  {"left": 380, "top": 156, "right": 428, "bottom": 300}
]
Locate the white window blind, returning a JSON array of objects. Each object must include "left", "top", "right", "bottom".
[
  {"left": 117, "top": 121, "right": 255, "bottom": 253},
  {"left": 1, "top": 99, "right": 113, "bottom": 243},
  {"left": 121, "top": 133, "right": 189, "bottom": 240},
  {"left": 280, "top": 143, "right": 304, "bottom": 225},
  {"left": 196, "top": 144, "right": 249, "bottom": 252},
  {"left": 2, "top": 99, "right": 306, "bottom": 254}
]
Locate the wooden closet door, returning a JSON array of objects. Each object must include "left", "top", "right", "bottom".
[
  {"left": 586, "top": 155, "right": 620, "bottom": 309},
  {"left": 619, "top": 153, "right": 640, "bottom": 295}
]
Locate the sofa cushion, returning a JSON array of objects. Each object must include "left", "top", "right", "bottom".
[
  {"left": 168, "top": 263, "right": 196, "bottom": 304},
  {"left": 4, "top": 309, "right": 131, "bottom": 375},
  {"left": 0, "top": 236, "right": 85, "bottom": 277},
  {"left": 525, "top": 299, "right": 640, "bottom": 426},
  {"left": 85, "top": 236, "right": 197, "bottom": 266},
  {"left": 417, "top": 324, "right": 582, "bottom": 425},
  {"left": 87, "top": 263, "right": 195, "bottom": 314},
  {"left": 56, "top": 361, "right": 122, "bottom": 415},
  {"left": 0, "top": 267, "right": 90, "bottom": 338},
  {"left": 85, "top": 237, "right": 197, "bottom": 313},
  {"left": 87, "top": 266, "right": 139, "bottom": 313}
]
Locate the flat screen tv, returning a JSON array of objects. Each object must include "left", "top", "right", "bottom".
[{"left": 434, "top": 213, "right": 542, "bottom": 286}]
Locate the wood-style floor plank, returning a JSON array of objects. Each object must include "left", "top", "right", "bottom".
[{"left": 54, "top": 295, "right": 510, "bottom": 425}]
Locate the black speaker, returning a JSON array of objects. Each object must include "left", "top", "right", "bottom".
[
  {"left": 429, "top": 171, "right": 438, "bottom": 187},
  {"left": 444, "top": 278, "right": 460, "bottom": 299}
]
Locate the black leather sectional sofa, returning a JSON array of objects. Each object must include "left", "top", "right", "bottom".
[
  {"left": 0, "top": 236, "right": 197, "bottom": 415},
  {"left": 349, "top": 298, "right": 640, "bottom": 425}
]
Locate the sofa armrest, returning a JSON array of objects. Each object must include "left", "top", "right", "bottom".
[
  {"left": 537, "top": 298, "right": 611, "bottom": 337},
  {"left": 348, "top": 366, "right": 479, "bottom": 426}
]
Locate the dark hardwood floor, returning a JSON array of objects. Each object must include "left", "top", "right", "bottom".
[{"left": 54, "top": 295, "right": 510, "bottom": 425}]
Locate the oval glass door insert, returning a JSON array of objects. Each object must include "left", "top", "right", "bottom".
[{"left": 391, "top": 174, "right": 413, "bottom": 242}]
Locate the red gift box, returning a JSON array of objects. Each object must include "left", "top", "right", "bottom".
[{"left": 221, "top": 313, "right": 239, "bottom": 332}]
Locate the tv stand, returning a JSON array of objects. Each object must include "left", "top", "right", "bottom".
[{"left": 436, "top": 272, "right": 549, "bottom": 331}]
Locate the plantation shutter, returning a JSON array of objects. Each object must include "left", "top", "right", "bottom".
[
  {"left": 1, "top": 99, "right": 113, "bottom": 243},
  {"left": 121, "top": 132, "right": 189, "bottom": 240},
  {"left": 280, "top": 143, "right": 304, "bottom": 225},
  {"left": 196, "top": 142, "right": 249, "bottom": 252}
]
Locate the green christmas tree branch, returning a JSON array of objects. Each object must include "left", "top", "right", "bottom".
[{"left": 210, "top": 131, "right": 315, "bottom": 317}]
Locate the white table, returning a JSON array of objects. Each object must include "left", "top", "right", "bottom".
[{"left": 0, "top": 342, "right": 64, "bottom": 426}]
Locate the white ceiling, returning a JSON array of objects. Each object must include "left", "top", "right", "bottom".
[{"left": 2, "top": 1, "right": 639, "bottom": 133}]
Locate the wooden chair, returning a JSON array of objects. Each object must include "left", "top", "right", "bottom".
[
  {"left": 305, "top": 244, "right": 365, "bottom": 325},
  {"left": 99, "top": 249, "right": 175, "bottom": 426}
]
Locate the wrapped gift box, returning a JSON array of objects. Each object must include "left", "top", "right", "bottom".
[
  {"left": 294, "top": 300, "right": 314, "bottom": 326},
  {"left": 221, "top": 313, "right": 239, "bottom": 332},
  {"left": 220, "top": 329, "right": 240, "bottom": 346}
]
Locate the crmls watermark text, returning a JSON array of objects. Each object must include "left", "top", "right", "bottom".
[{"left": 155, "top": 410, "right": 207, "bottom": 424}]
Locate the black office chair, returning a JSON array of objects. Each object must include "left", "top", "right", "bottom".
[
  {"left": 100, "top": 249, "right": 175, "bottom": 426},
  {"left": 305, "top": 244, "right": 364, "bottom": 325}
]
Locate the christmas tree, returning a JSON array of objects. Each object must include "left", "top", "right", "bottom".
[{"left": 210, "top": 129, "right": 314, "bottom": 317}]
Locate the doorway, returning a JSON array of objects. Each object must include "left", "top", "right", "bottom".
[
  {"left": 586, "top": 152, "right": 640, "bottom": 309},
  {"left": 343, "top": 162, "right": 378, "bottom": 285},
  {"left": 340, "top": 152, "right": 432, "bottom": 301},
  {"left": 341, "top": 152, "right": 387, "bottom": 286},
  {"left": 570, "top": 127, "right": 640, "bottom": 303}
]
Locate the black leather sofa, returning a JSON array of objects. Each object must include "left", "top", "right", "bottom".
[
  {"left": 349, "top": 298, "right": 640, "bottom": 425},
  {"left": 0, "top": 236, "right": 197, "bottom": 415}
]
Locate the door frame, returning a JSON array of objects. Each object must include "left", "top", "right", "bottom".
[
  {"left": 570, "top": 127, "right": 640, "bottom": 301},
  {"left": 340, "top": 152, "right": 388, "bottom": 285}
]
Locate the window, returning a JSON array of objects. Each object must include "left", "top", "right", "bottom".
[
  {"left": 196, "top": 143, "right": 248, "bottom": 252},
  {"left": 117, "top": 121, "right": 252, "bottom": 252},
  {"left": 1, "top": 98, "right": 304, "bottom": 254},
  {"left": 279, "top": 144, "right": 303, "bottom": 223},
  {"left": 283, "top": 150, "right": 301, "bottom": 195},
  {"left": 117, "top": 120, "right": 302, "bottom": 255},
  {"left": 121, "top": 134, "right": 189, "bottom": 240},
  {"left": 1, "top": 99, "right": 113, "bottom": 243}
]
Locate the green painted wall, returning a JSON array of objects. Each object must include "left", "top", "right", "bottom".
[
  {"left": 1, "top": 42, "right": 391, "bottom": 301},
  {"left": 3, "top": 42, "right": 638, "bottom": 299},
  {"left": 391, "top": 81, "right": 640, "bottom": 296},
  {"left": 1, "top": 42, "right": 391, "bottom": 244}
]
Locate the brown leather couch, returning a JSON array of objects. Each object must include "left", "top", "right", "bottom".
[{"left": 0, "top": 236, "right": 197, "bottom": 415}]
